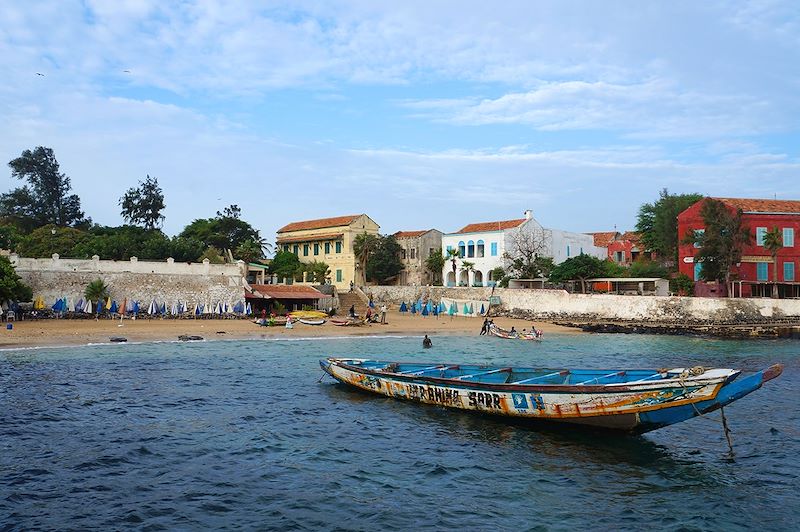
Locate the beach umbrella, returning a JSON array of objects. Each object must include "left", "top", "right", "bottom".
[
  {"left": 194, "top": 303, "right": 201, "bottom": 316},
  {"left": 203, "top": 301, "right": 211, "bottom": 315},
  {"left": 410, "top": 303, "right": 417, "bottom": 314},
  {"left": 84, "top": 299, "right": 92, "bottom": 314},
  {"left": 132, "top": 301, "right": 140, "bottom": 315},
  {"left": 75, "top": 298, "right": 84, "bottom": 312},
  {"left": 369, "top": 300, "right": 375, "bottom": 308},
  {"left": 109, "top": 300, "right": 118, "bottom": 313},
  {"left": 105, "top": 296, "right": 112, "bottom": 311},
  {"left": 147, "top": 299, "right": 156, "bottom": 315},
  {"left": 463, "top": 303, "right": 469, "bottom": 315},
  {"left": 399, "top": 302, "right": 407, "bottom": 313},
  {"left": 432, "top": 304, "right": 439, "bottom": 317},
  {"left": 448, "top": 302, "right": 456, "bottom": 316},
  {"left": 160, "top": 302, "right": 167, "bottom": 315},
  {"left": 421, "top": 304, "right": 429, "bottom": 317},
  {"left": 119, "top": 298, "right": 126, "bottom": 315},
  {"left": 67, "top": 298, "right": 74, "bottom": 312},
  {"left": 480, "top": 303, "right": 485, "bottom": 315},
  {"left": 245, "top": 302, "right": 252, "bottom": 315},
  {"left": 468, "top": 303, "right": 474, "bottom": 315},
  {"left": 417, "top": 298, "right": 424, "bottom": 311},
  {"left": 97, "top": 299, "right": 105, "bottom": 313},
  {"left": 426, "top": 301, "right": 432, "bottom": 313},
  {"left": 51, "top": 298, "right": 60, "bottom": 311},
  {"left": 171, "top": 301, "right": 179, "bottom": 316},
  {"left": 215, "top": 301, "right": 223, "bottom": 315}
]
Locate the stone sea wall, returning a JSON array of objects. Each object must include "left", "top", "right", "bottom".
[
  {"left": 365, "top": 285, "right": 800, "bottom": 323},
  {"left": 11, "top": 254, "right": 248, "bottom": 305}
]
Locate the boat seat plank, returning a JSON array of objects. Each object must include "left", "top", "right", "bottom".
[
  {"left": 455, "top": 367, "right": 511, "bottom": 380},
  {"left": 396, "top": 365, "right": 445, "bottom": 375},
  {"left": 510, "top": 370, "right": 568, "bottom": 384},
  {"left": 576, "top": 371, "right": 626, "bottom": 386}
]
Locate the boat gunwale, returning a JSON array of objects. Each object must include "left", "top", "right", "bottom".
[{"left": 327, "top": 358, "right": 740, "bottom": 394}]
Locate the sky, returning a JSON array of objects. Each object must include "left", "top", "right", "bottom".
[{"left": 1, "top": 1, "right": 799, "bottom": 243}]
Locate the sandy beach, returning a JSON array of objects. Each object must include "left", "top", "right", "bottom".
[{"left": 0, "top": 312, "right": 579, "bottom": 349}]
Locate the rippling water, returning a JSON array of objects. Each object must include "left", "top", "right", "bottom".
[{"left": 2, "top": 334, "right": 798, "bottom": 530}]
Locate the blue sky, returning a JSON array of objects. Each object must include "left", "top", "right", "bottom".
[{"left": 1, "top": 1, "right": 798, "bottom": 242}]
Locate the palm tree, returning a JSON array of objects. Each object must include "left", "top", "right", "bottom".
[
  {"left": 353, "top": 232, "right": 378, "bottom": 285},
  {"left": 84, "top": 279, "right": 109, "bottom": 307},
  {"left": 446, "top": 248, "right": 459, "bottom": 285},
  {"left": 235, "top": 239, "right": 264, "bottom": 264},
  {"left": 763, "top": 227, "right": 783, "bottom": 298},
  {"left": 424, "top": 249, "right": 445, "bottom": 285},
  {"left": 461, "top": 261, "right": 475, "bottom": 286}
]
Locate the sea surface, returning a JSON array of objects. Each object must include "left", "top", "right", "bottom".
[{"left": 1, "top": 334, "right": 798, "bottom": 531}]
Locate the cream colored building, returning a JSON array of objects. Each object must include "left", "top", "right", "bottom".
[{"left": 276, "top": 214, "right": 379, "bottom": 288}]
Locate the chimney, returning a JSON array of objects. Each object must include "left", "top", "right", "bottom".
[{"left": 524, "top": 209, "right": 532, "bottom": 220}]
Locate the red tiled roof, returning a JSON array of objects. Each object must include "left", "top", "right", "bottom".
[
  {"left": 620, "top": 231, "right": 642, "bottom": 243},
  {"left": 277, "top": 215, "right": 361, "bottom": 233},
  {"left": 714, "top": 198, "right": 800, "bottom": 214},
  {"left": 456, "top": 219, "right": 526, "bottom": 234},
  {"left": 250, "top": 284, "right": 327, "bottom": 300},
  {"left": 587, "top": 231, "right": 619, "bottom": 247},
  {"left": 394, "top": 230, "right": 428, "bottom": 239},
  {"left": 276, "top": 233, "right": 343, "bottom": 244}
]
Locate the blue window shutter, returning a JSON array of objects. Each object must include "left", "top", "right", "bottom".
[
  {"left": 756, "top": 227, "right": 766, "bottom": 246},
  {"left": 757, "top": 262, "right": 768, "bottom": 281},
  {"left": 490, "top": 242, "right": 497, "bottom": 256},
  {"left": 694, "top": 262, "right": 702, "bottom": 281},
  {"left": 784, "top": 228, "right": 795, "bottom": 247},
  {"left": 784, "top": 262, "right": 795, "bottom": 281},
  {"left": 567, "top": 245, "right": 570, "bottom": 257}
]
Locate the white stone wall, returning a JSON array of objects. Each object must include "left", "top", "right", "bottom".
[
  {"left": 11, "top": 255, "right": 248, "bottom": 306},
  {"left": 365, "top": 285, "right": 800, "bottom": 322}
]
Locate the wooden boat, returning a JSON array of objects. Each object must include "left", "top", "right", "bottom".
[
  {"left": 330, "top": 318, "right": 364, "bottom": 327},
  {"left": 298, "top": 318, "right": 326, "bottom": 325},
  {"left": 320, "top": 358, "right": 783, "bottom": 433},
  {"left": 489, "top": 324, "right": 542, "bottom": 341}
]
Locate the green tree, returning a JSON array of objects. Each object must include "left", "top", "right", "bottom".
[
  {"left": 73, "top": 225, "right": 172, "bottom": 260},
  {"left": 424, "top": 249, "right": 445, "bottom": 285},
  {"left": 548, "top": 253, "right": 607, "bottom": 293},
  {"left": 198, "top": 246, "right": 225, "bottom": 264},
  {"left": 672, "top": 273, "right": 694, "bottom": 296},
  {"left": 235, "top": 239, "right": 264, "bottom": 264},
  {"left": 0, "top": 224, "right": 22, "bottom": 251},
  {"left": 763, "top": 227, "right": 783, "bottom": 298},
  {"left": 353, "top": 232, "right": 379, "bottom": 284},
  {"left": 636, "top": 188, "right": 703, "bottom": 268},
  {"left": 0, "top": 255, "right": 32, "bottom": 303},
  {"left": 489, "top": 266, "right": 508, "bottom": 287},
  {"left": 119, "top": 174, "right": 166, "bottom": 229},
  {"left": 269, "top": 250, "right": 303, "bottom": 281},
  {"left": 305, "top": 260, "right": 331, "bottom": 284},
  {"left": 628, "top": 258, "right": 667, "bottom": 278},
  {"left": 366, "top": 235, "right": 403, "bottom": 284},
  {"left": 170, "top": 236, "right": 206, "bottom": 262},
  {"left": 1, "top": 147, "right": 89, "bottom": 231},
  {"left": 445, "top": 247, "right": 460, "bottom": 284},
  {"left": 84, "top": 278, "right": 109, "bottom": 304},
  {"left": 686, "top": 198, "right": 751, "bottom": 285},
  {"left": 602, "top": 259, "right": 628, "bottom": 278},
  {"left": 461, "top": 260, "right": 475, "bottom": 286},
  {"left": 16, "top": 225, "right": 92, "bottom": 258},
  {"left": 178, "top": 205, "right": 265, "bottom": 258}
]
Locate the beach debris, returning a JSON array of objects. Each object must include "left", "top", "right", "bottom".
[
  {"left": 178, "top": 335, "right": 204, "bottom": 341},
  {"left": 109, "top": 337, "right": 127, "bottom": 343}
]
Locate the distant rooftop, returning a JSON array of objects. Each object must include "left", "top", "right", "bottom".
[
  {"left": 587, "top": 231, "right": 619, "bottom": 247},
  {"left": 394, "top": 230, "right": 430, "bottom": 239},
  {"left": 277, "top": 215, "right": 361, "bottom": 233},
  {"left": 713, "top": 197, "right": 800, "bottom": 214},
  {"left": 454, "top": 219, "right": 526, "bottom": 234}
]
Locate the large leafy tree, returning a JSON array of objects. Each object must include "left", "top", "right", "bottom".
[
  {"left": 119, "top": 175, "right": 166, "bottom": 229},
  {"left": 0, "top": 224, "right": 22, "bottom": 251},
  {"left": 686, "top": 198, "right": 751, "bottom": 285},
  {"left": 365, "top": 235, "right": 403, "bottom": 284},
  {"left": 636, "top": 188, "right": 703, "bottom": 268},
  {"left": 235, "top": 239, "right": 265, "bottom": 264},
  {"left": 353, "top": 232, "right": 379, "bottom": 284},
  {"left": 424, "top": 249, "right": 445, "bottom": 285},
  {"left": 0, "top": 255, "right": 32, "bottom": 303},
  {"left": 548, "top": 253, "right": 607, "bottom": 293},
  {"left": 74, "top": 225, "right": 172, "bottom": 260},
  {"left": 269, "top": 250, "right": 303, "bottom": 281},
  {"left": 763, "top": 227, "right": 783, "bottom": 298},
  {"left": 16, "top": 225, "right": 92, "bottom": 258},
  {"left": 1, "top": 147, "right": 89, "bottom": 231},
  {"left": 304, "top": 260, "right": 331, "bottom": 284},
  {"left": 178, "top": 204, "right": 264, "bottom": 258}
]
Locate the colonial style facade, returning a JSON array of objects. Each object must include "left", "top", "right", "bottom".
[
  {"left": 677, "top": 198, "right": 800, "bottom": 297},
  {"left": 441, "top": 210, "right": 604, "bottom": 287},
  {"left": 589, "top": 231, "right": 652, "bottom": 265},
  {"left": 393, "top": 229, "right": 443, "bottom": 286},
  {"left": 276, "top": 214, "right": 379, "bottom": 289}
]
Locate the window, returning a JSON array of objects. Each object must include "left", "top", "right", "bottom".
[
  {"left": 784, "top": 228, "right": 795, "bottom": 247},
  {"left": 410, "top": 248, "right": 416, "bottom": 259},
  {"left": 303, "top": 244, "right": 309, "bottom": 256},
  {"left": 477, "top": 240, "right": 485, "bottom": 258},
  {"left": 401, "top": 248, "right": 406, "bottom": 259},
  {"left": 283, "top": 244, "right": 289, "bottom": 252},
  {"left": 458, "top": 241, "right": 465, "bottom": 258},
  {"left": 335, "top": 241, "right": 342, "bottom": 253},
  {"left": 757, "top": 262, "right": 768, "bottom": 281},
  {"left": 293, "top": 244, "right": 299, "bottom": 255},
  {"left": 785, "top": 262, "right": 795, "bottom": 282},
  {"left": 756, "top": 227, "right": 767, "bottom": 246},
  {"left": 694, "top": 229, "right": 704, "bottom": 248},
  {"left": 313, "top": 243, "right": 319, "bottom": 256},
  {"left": 336, "top": 269, "right": 342, "bottom": 282},
  {"left": 467, "top": 240, "right": 475, "bottom": 258},
  {"left": 580, "top": 247, "right": 583, "bottom": 255},
  {"left": 446, "top": 245, "right": 452, "bottom": 254},
  {"left": 566, "top": 245, "right": 570, "bottom": 257},
  {"left": 325, "top": 242, "right": 330, "bottom": 254},
  {"left": 429, "top": 248, "right": 434, "bottom": 257},
  {"left": 615, "top": 251, "right": 625, "bottom": 262},
  {"left": 490, "top": 242, "right": 497, "bottom": 256}
]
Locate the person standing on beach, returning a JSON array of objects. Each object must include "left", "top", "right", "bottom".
[{"left": 380, "top": 304, "right": 387, "bottom": 324}]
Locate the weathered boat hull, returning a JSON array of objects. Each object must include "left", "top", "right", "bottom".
[{"left": 320, "top": 358, "right": 782, "bottom": 433}]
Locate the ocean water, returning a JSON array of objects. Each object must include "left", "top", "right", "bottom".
[{"left": 1, "top": 334, "right": 798, "bottom": 531}]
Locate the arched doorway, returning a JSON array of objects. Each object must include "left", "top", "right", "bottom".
[
  {"left": 446, "top": 271, "right": 456, "bottom": 287},
  {"left": 473, "top": 270, "right": 483, "bottom": 286},
  {"left": 459, "top": 270, "right": 469, "bottom": 286}
]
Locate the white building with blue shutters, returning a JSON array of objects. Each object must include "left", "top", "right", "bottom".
[{"left": 441, "top": 210, "right": 605, "bottom": 287}]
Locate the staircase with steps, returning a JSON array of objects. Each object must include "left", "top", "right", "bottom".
[{"left": 337, "top": 291, "right": 369, "bottom": 317}]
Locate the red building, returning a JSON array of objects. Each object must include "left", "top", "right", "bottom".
[
  {"left": 677, "top": 198, "right": 800, "bottom": 297},
  {"left": 588, "top": 231, "right": 652, "bottom": 265}
]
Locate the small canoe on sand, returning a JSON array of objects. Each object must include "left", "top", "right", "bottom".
[{"left": 299, "top": 318, "right": 326, "bottom": 325}]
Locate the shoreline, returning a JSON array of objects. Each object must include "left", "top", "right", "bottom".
[{"left": 0, "top": 313, "right": 579, "bottom": 349}]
